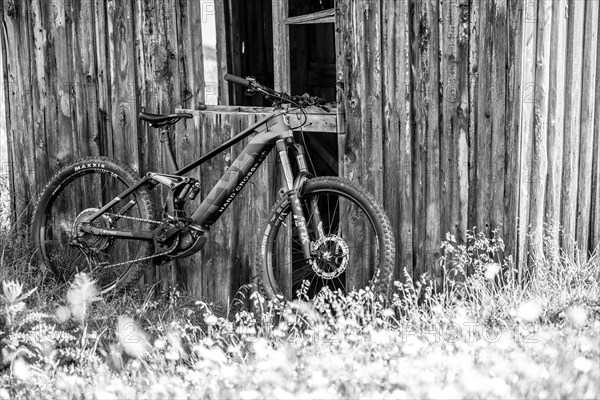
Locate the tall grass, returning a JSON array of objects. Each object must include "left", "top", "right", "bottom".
[
  {"left": 0, "top": 171, "right": 10, "bottom": 231},
  {"left": 0, "top": 223, "right": 598, "bottom": 398}
]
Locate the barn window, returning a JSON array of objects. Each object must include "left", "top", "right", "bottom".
[{"left": 218, "top": 0, "right": 339, "bottom": 175}]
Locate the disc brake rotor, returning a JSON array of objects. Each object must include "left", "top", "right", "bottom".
[{"left": 310, "top": 234, "right": 349, "bottom": 279}]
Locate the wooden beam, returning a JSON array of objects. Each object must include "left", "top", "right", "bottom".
[
  {"left": 575, "top": 0, "right": 599, "bottom": 258},
  {"left": 561, "top": 0, "right": 585, "bottom": 258},
  {"left": 285, "top": 9, "right": 335, "bottom": 25},
  {"left": 272, "top": 0, "right": 290, "bottom": 93},
  {"left": 0, "top": 4, "right": 7, "bottom": 172},
  {"left": 529, "top": 0, "right": 553, "bottom": 265},
  {"left": 176, "top": 106, "right": 337, "bottom": 133},
  {"left": 215, "top": 0, "right": 229, "bottom": 105},
  {"left": 545, "top": 0, "right": 568, "bottom": 271}
]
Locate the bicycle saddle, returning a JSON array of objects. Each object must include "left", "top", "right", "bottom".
[{"left": 138, "top": 112, "right": 193, "bottom": 128}]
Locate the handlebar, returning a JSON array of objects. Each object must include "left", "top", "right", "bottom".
[
  {"left": 223, "top": 74, "right": 329, "bottom": 110},
  {"left": 224, "top": 73, "right": 251, "bottom": 88}
]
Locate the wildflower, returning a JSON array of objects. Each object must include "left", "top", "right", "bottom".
[
  {"left": 154, "top": 338, "right": 167, "bottom": 350},
  {"left": 516, "top": 301, "right": 542, "bottom": 323},
  {"left": 484, "top": 263, "right": 501, "bottom": 280},
  {"left": 2, "top": 280, "right": 23, "bottom": 303},
  {"left": 117, "top": 316, "right": 150, "bottom": 358},
  {"left": 66, "top": 273, "right": 101, "bottom": 322},
  {"left": 382, "top": 308, "right": 395, "bottom": 318},
  {"left": 205, "top": 314, "right": 218, "bottom": 326},
  {"left": 565, "top": 306, "right": 587, "bottom": 328},
  {"left": 12, "top": 358, "right": 30, "bottom": 381},
  {"left": 55, "top": 305, "right": 71, "bottom": 323},
  {"left": 573, "top": 356, "right": 594, "bottom": 373},
  {"left": 94, "top": 389, "right": 119, "bottom": 400}
]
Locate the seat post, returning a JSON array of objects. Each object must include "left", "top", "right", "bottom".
[{"left": 160, "top": 128, "right": 179, "bottom": 172}]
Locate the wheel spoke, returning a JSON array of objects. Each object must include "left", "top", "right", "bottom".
[
  {"left": 262, "top": 179, "right": 392, "bottom": 302},
  {"left": 32, "top": 161, "right": 156, "bottom": 294}
]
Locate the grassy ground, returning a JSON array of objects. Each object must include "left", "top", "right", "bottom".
[{"left": 0, "top": 228, "right": 599, "bottom": 399}]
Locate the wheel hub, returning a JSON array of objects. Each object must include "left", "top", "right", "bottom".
[
  {"left": 310, "top": 234, "right": 349, "bottom": 279},
  {"left": 72, "top": 208, "right": 113, "bottom": 252}
]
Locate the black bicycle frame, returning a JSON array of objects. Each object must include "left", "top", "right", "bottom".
[{"left": 85, "top": 109, "right": 302, "bottom": 233}]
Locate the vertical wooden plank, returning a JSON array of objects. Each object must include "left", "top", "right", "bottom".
[
  {"left": 2, "top": 0, "right": 37, "bottom": 223},
  {"left": 106, "top": 0, "right": 138, "bottom": 171},
  {"left": 272, "top": 0, "right": 290, "bottom": 93},
  {"left": 50, "top": 0, "right": 75, "bottom": 172},
  {"left": 178, "top": 0, "right": 206, "bottom": 110},
  {"left": 592, "top": 10, "right": 600, "bottom": 254},
  {"left": 576, "top": 0, "right": 599, "bottom": 258},
  {"left": 413, "top": 0, "right": 441, "bottom": 284},
  {"left": 516, "top": 0, "right": 537, "bottom": 278},
  {"left": 528, "top": 0, "right": 552, "bottom": 264},
  {"left": 201, "top": 112, "right": 234, "bottom": 306},
  {"left": 339, "top": 0, "right": 385, "bottom": 289},
  {"left": 440, "top": 0, "right": 469, "bottom": 247},
  {"left": 338, "top": 0, "right": 361, "bottom": 287},
  {"left": 439, "top": 0, "right": 450, "bottom": 245},
  {"left": 164, "top": 0, "right": 181, "bottom": 110},
  {"left": 0, "top": 0, "right": 11, "bottom": 220},
  {"left": 0, "top": 6, "right": 6, "bottom": 173},
  {"left": 382, "top": 0, "right": 412, "bottom": 280},
  {"left": 158, "top": 0, "right": 183, "bottom": 288},
  {"left": 455, "top": 1, "right": 470, "bottom": 250},
  {"left": 227, "top": 113, "right": 244, "bottom": 299},
  {"left": 504, "top": 0, "right": 524, "bottom": 270},
  {"left": 545, "top": 0, "right": 568, "bottom": 268},
  {"left": 474, "top": 1, "right": 493, "bottom": 238},
  {"left": 28, "top": 0, "right": 50, "bottom": 189},
  {"left": 467, "top": 0, "right": 479, "bottom": 243},
  {"left": 490, "top": 0, "right": 507, "bottom": 240},
  {"left": 561, "top": 0, "right": 585, "bottom": 257},
  {"left": 67, "top": 0, "right": 101, "bottom": 158},
  {"left": 214, "top": 0, "right": 229, "bottom": 104},
  {"left": 173, "top": 113, "right": 204, "bottom": 297},
  {"left": 133, "top": 0, "right": 159, "bottom": 286},
  {"left": 173, "top": 1, "right": 206, "bottom": 291},
  {"left": 94, "top": 0, "right": 112, "bottom": 158}
]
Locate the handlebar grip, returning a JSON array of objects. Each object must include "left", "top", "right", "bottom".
[
  {"left": 315, "top": 97, "right": 328, "bottom": 105},
  {"left": 224, "top": 74, "right": 251, "bottom": 88}
]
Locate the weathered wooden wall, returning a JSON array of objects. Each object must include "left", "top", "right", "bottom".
[
  {"left": 3, "top": 0, "right": 600, "bottom": 302},
  {"left": 338, "top": 0, "right": 600, "bottom": 284},
  {"left": 172, "top": 109, "right": 278, "bottom": 306},
  {"left": 0, "top": 0, "right": 209, "bottom": 291},
  {"left": 1, "top": 0, "right": 207, "bottom": 222}
]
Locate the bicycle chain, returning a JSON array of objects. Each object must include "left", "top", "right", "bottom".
[
  {"left": 92, "top": 213, "right": 177, "bottom": 270},
  {"left": 106, "top": 212, "right": 163, "bottom": 225}
]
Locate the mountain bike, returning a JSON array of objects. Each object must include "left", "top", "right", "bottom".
[{"left": 31, "top": 74, "right": 395, "bottom": 301}]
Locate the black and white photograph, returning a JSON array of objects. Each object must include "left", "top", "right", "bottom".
[{"left": 0, "top": 0, "right": 599, "bottom": 398}]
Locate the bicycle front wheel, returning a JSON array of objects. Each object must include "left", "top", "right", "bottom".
[
  {"left": 258, "top": 177, "right": 395, "bottom": 301},
  {"left": 31, "top": 157, "right": 156, "bottom": 294}
]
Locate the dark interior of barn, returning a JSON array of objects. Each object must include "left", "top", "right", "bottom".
[{"left": 220, "top": 0, "right": 338, "bottom": 176}]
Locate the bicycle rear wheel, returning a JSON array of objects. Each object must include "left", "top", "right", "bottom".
[
  {"left": 31, "top": 157, "right": 156, "bottom": 294},
  {"left": 258, "top": 177, "right": 395, "bottom": 301}
]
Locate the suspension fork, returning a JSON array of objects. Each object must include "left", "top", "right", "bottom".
[
  {"left": 276, "top": 139, "right": 313, "bottom": 260},
  {"left": 290, "top": 142, "right": 325, "bottom": 239}
]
